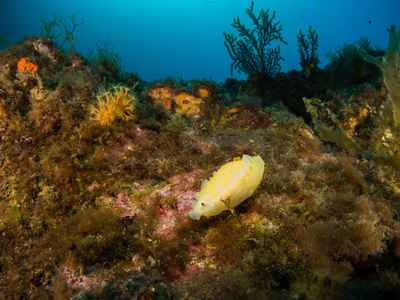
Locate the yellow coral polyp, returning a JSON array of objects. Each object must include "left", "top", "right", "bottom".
[
  {"left": 174, "top": 93, "right": 202, "bottom": 116},
  {"left": 91, "top": 86, "right": 135, "bottom": 126}
]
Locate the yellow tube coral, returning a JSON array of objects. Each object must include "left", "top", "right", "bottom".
[{"left": 189, "top": 155, "right": 265, "bottom": 220}]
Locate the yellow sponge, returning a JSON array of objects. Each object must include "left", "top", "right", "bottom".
[{"left": 189, "top": 155, "right": 265, "bottom": 220}]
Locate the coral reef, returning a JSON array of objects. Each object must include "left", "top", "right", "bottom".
[{"left": 1, "top": 23, "right": 400, "bottom": 300}]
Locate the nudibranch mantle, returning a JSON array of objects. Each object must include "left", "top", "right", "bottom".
[{"left": 189, "top": 155, "right": 265, "bottom": 220}]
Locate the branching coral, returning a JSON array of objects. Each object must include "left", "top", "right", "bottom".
[
  {"left": 91, "top": 85, "right": 135, "bottom": 126},
  {"left": 223, "top": 1, "right": 287, "bottom": 77}
]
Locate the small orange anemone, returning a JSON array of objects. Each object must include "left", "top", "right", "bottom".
[{"left": 17, "top": 58, "right": 38, "bottom": 72}]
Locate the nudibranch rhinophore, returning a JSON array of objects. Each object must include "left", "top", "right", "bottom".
[{"left": 189, "top": 155, "right": 265, "bottom": 220}]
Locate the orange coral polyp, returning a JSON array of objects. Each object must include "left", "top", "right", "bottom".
[{"left": 17, "top": 58, "right": 38, "bottom": 72}]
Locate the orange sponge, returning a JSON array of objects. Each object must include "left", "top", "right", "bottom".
[
  {"left": 17, "top": 58, "right": 38, "bottom": 72},
  {"left": 174, "top": 93, "right": 202, "bottom": 116}
]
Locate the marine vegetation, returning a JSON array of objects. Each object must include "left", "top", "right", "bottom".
[
  {"left": 324, "top": 36, "right": 384, "bottom": 88},
  {"left": 40, "top": 12, "right": 84, "bottom": 49},
  {"left": 297, "top": 26, "right": 319, "bottom": 76},
  {"left": 223, "top": 1, "right": 288, "bottom": 78},
  {"left": 304, "top": 25, "right": 400, "bottom": 171}
]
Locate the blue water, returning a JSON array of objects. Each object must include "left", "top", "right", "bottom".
[{"left": 1, "top": 0, "right": 399, "bottom": 82}]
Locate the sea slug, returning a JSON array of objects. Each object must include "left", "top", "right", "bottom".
[{"left": 189, "top": 154, "right": 265, "bottom": 220}]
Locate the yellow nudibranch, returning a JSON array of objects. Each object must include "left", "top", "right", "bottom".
[{"left": 189, "top": 155, "right": 265, "bottom": 220}]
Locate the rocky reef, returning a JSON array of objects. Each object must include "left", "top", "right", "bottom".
[{"left": 0, "top": 30, "right": 400, "bottom": 300}]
